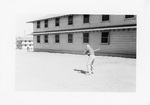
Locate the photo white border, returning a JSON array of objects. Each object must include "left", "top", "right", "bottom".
[{"left": 0, "top": 0, "right": 150, "bottom": 105}]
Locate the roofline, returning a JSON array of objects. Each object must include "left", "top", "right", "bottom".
[
  {"left": 26, "top": 14, "right": 75, "bottom": 23},
  {"left": 27, "top": 14, "right": 136, "bottom": 23}
]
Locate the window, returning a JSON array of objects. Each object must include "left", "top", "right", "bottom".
[
  {"left": 68, "top": 15, "right": 73, "bottom": 25},
  {"left": 102, "top": 15, "right": 109, "bottom": 21},
  {"left": 55, "top": 34, "right": 59, "bottom": 43},
  {"left": 125, "top": 15, "right": 134, "bottom": 19},
  {"left": 68, "top": 34, "right": 73, "bottom": 43},
  {"left": 37, "top": 21, "right": 40, "bottom": 28},
  {"left": 83, "top": 33, "right": 89, "bottom": 43},
  {"left": 83, "top": 15, "right": 89, "bottom": 23},
  {"left": 101, "top": 32, "right": 109, "bottom": 44},
  {"left": 37, "top": 35, "right": 40, "bottom": 43},
  {"left": 44, "top": 35, "right": 48, "bottom": 43},
  {"left": 44, "top": 19, "right": 48, "bottom": 28},
  {"left": 55, "top": 18, "right": 59, "bottom": 26}
]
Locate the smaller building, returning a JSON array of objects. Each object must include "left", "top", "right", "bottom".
[{"left": 16, "top": 36, "right": 34, "bottom": 51}]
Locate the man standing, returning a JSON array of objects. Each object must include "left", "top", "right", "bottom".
[{"left": 84, "top": 44, "right": 95, "bottom": 75}]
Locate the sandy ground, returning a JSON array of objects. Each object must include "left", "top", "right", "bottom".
[{"left": 15, "top": 50, "right": 136, "bottom": 92}]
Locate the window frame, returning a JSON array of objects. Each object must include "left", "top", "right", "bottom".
[
  {"left": 83, "top": 33, "right": 89, "bottom": 43},
  {"left": 102, "top": 15, "right": 110, "bottom": 22},
  {"left": 83, "top": 15, "right": 89, "bottom": 23},
  {"left": 55, "top": 18, "right": 60, "bottom": 26},
  {"left": 44, "top": 34, "right": 48, "bottom": 43},
  {"left": 125, "top": 15, "right": 135, "bottom": 19},
  {"left": 68, "top": 15, "right": 73, "bottom": 25},
  {"left": 101, "top": 31, "right": 110, "bottom": 44},
  {"left": 37, "top": 21, "right": 40, "bottom": 28},
  {"left": 37, "top": 35, "right": 40, "bottom": 43},
  {"left": 55, "top": 34, "right": 60, "bottom": 43},
  {"left": 68, "top": 33, "right": 73, "bottom": 43},
  {"left": 44, "top": 19, "right": 48, "bottom": 28}
]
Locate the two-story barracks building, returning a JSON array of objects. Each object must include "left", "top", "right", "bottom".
[{"left": 27, "top": 14, "right": 136, "bottom": 58}]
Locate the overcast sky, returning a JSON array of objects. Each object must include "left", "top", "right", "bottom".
[{"left": 16, "top": 14, "right": 47, "bottom": 37}]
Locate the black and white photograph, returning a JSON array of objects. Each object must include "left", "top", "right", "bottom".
[
  {"left": 16, "top": 14, "right": 136, "bottom": 92},
  {"left": 1, "top": 0, "right": 150, "bottom": 105}
]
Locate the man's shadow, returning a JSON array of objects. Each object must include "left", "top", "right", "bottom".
[{"left": 74, "top": 69, "right": 87, "bottom": 74}]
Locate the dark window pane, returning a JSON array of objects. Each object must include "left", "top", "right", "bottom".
[
  {"left": 101, "top": 38, "right": 108, "bottom": 43},
  {"left": 37, "top": 21, "right": 40, "bottom": 28},
  {"left": 83, "top": 15, "right": 89, "bottom": 23},
  {"left": 102, "top": 32, "right": 109, "bottom": 37},
  {"left": 55, "top": 18, "right": 59, "bottom": 26},
  {"left": 68, "top": 34, "right": 73, "bottom": 43},
  {"left": 55, "top": 35, "right": 59, "bottom": 43},
  {"left": 83, "top": 33, "right": 89, "bottom": 43},
  {"left": 102, "top": 15, "right": 109, "bottom": 21},
  {"left": 125, "top": 15, "right": 134, "bottom": 18},
  {"left": 37, "top": 35, "right": 40, "bottom": 43},
  {"left": 68, "top": 15, "right": 73, "bottom": 25},
  {"left": 101, "top": 32, "right": 109, "bottom": 44},
  {"left": 45, "top": 35, "right": 48, "bottom": 43},
  {"left": 45, "top": 20, "right": 48, "bottom": 28}
]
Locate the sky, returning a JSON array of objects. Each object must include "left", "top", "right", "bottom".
[
  {"left": 16, "top": 14, "right": 47, "bottom": 37},
  {"left": 15, "top": 14, "right": 64, "bottom": 37}
]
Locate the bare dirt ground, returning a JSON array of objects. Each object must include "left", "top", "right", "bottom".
[{"left": 15, "top": 50, "right": 136, "bottom": 92}]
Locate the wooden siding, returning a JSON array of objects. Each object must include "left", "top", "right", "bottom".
[
  {"left": 33, "top": 29, "right": 136, "bottom": 57},
  {"left": 33, "top": 15, "right": 136, "bottom": 33}
]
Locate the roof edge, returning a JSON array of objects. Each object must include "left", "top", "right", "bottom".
[
  {"left": 26, "top": 14, "right": 75, "bottom": 23},
  {"left": 31, "top": 24, "right": 136, "bottom": 35},
  {"left": 33, "top": 24, "right": 137, "bottom": 33}
]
